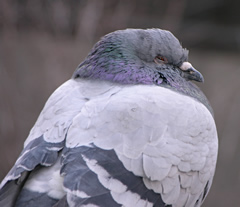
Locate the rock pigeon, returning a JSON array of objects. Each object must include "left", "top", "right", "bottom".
[{"left": 0, "top": 28, "right": 218, "bottom": 207}]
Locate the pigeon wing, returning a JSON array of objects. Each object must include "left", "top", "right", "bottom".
[
  {"left": 61, "top": 80, "right": 218, "bottom": 207},
  {"left": 0, "top": 79, "right": 218, "bottom": 207},
  {"left": 0, "top": 79, "right": 87, "bottom": 206}
]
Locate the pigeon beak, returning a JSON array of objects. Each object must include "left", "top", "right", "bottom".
[{"left": 180, "top": 62, "right": 204, "bottom": 83}]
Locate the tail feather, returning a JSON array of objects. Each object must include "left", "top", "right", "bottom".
[{"left": 0, "top": 171, "right": 30, "bottom": 207}]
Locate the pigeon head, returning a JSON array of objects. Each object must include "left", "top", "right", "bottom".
[
  {"left": 73, "top": 28, "right": 203, "bottom": 86},
  {"left": 73, "top": 28, "right": 212, "bottom": 114}
]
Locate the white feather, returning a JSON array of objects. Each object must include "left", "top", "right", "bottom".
[
  {"left": 63, "top": 80, "right": 218, "bottom": 206},
  {"left": 23, "top": 156, "right": 65, "bottom": 199},
  {"left": 7, "top": 78, "right": 217, "bottom": 206}
]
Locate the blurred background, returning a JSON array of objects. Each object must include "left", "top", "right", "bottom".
[{"left": 0, "top": 0, "right": 240, "bottom": 206}]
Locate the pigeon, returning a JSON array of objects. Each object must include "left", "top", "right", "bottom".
[{"left": 0, "top": 28, "right": 218, "bottom": 207}]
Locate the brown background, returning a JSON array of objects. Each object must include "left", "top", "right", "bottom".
[{"left": 0, "top": 0, "right": 240, "bottom": 206}]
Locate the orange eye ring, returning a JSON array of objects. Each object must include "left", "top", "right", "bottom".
[{"left": 154, "top": 56, "right": 168, "bottom": 64}]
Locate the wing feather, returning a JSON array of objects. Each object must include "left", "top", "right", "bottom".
[
  {"left": 64, "top": 82, "right": 218, "bottom": 206},
  {"left": 1, "top": 79, "right": 218, "bottom": 207}
]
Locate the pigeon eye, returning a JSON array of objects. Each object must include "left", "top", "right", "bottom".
[{"left": 154, "top": 56, "right": 168, "bottom": 64}]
